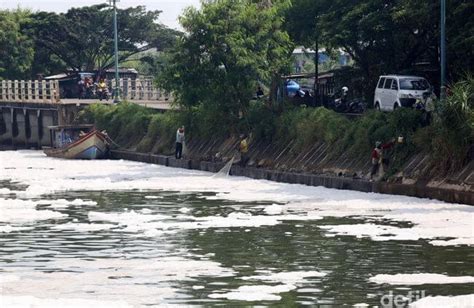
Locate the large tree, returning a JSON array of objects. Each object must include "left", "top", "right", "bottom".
[
  {"left": 0, "top": 9, "right": 35, "bottom": 79},
  {"left": 285, "top": 0, "right": 473, "bottom": 99},
  {"left": 28, "top": 5, "right": 179, "bottom": 73},
  {"left": 160, "top": 0, "right": 293, "bottom": 134}
]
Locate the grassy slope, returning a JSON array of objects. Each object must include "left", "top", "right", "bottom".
[{"left": 79, "top": 78, "right": 473, "bottom": 180}]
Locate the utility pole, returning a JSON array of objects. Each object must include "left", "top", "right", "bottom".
[
  {"left": 440, "top": 0, "right": 446, "bottom": 101},
  {"left": 314, "top": 38, "right": 319, "bottom": 107},
  {"left": 109, "top": 0, "right": 120, "bottom": 103}
]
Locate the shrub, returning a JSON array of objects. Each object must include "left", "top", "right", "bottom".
[{"left": 428, "top": 76, "right": 474, "bottom": 173}]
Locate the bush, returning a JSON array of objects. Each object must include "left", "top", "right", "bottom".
[
  {"left": 137, "top": 112, "right": 182, "bottom": 153},
  {"left": 427, "top": 76, "right": 474, "bottom": 173},
  {"left": 79, "top": 102, "right": 155, "bottom": 149},
  {"left": 247, "top": 100, "right": 276, "bottom": 142}
]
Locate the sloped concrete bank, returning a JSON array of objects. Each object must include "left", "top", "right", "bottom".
[{"left": 111, "top": 149, "right": 474, "bottom": 206}]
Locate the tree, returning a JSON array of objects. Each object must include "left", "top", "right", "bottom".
[
  {"left": 447, "top": 0, "right": 474, "bottom": 79},
  {"left": 284, "top": 0, "right": 330, "bottom": 99},
  {"left": 28, "top": 5, "right": 179, "bottom": 73},
  {"left": 0, "top": 9, "right": 34, "bottom": 80},
  {"left": 160, "top": 0, "right": 293, "bottom": 136},
  {"left": 294, "top": 0, "right": 473, "bottom": 99}
]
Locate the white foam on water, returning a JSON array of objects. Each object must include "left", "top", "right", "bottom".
[
  {"left": 179, "top": 207, "right": 191, "bottom": 213},
  {"left": 206, "top": 271, "right": 327, "bottom": 301},
  {"left": 263, "top": 204, "right": 283, "bottom": 215},
  {"left": 0, "top": 198, "right": 67, "bottom": 223},
  {"left": 297, "top": 288, "right": 323, "bottom": 293},
  {"left": 0, "top": 295, "right": 133, "bottom": 308},
  {"left": 0, "top": 188, "right": 13, "bottom": 195},
  {"left": 208, "top": 284, "right": 296, "bottom": 301},
  {"left": 369, "top": 273, "right": 474, "bottom": 285},
  {"left": 241, "top": 271, "right": 327, "bottom": 284},
  {"left": 0, "top": 275, "right": 20, "bottom": 284},
  {"left": 0, "top": 225, "right": 32, "bottom": 233},
  {"left": 50, "top": 222, "right": 117, "bottom": 232},
  {"left": 1, "top": 151, "right": 472, "bottom": 246},
  {"left": 144, "top": 195, "right": 163, "bottom": 199},
  {"left": 40, "top": 198, "right": 98, "bottom": 209},
  {"left": 409, "top": 294, "right": 474, "bottom": 307},
  {"left": 1, "top": 256, "right": 235, "bottom": 306},
  {"left": 88, "top": 209, "right": 322, "bottom": 235},
  {"left": 429, "top": 238, "right": 474, "bottom": 246}
]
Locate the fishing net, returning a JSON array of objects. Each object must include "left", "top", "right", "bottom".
[{"left": 213, "top": 156, "right": 234, "bottom": 178}]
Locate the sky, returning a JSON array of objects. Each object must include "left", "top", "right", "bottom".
[{"left": 0, "top": 0, "right": 200, "bottom": 29}]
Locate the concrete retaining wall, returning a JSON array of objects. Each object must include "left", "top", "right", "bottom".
[{"left": 111, "top": 149, "right": 474, "bottom": 206}]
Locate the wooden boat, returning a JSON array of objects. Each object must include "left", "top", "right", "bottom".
[{"left": 44, "top": 125, "right": 110, "bottom": 159}]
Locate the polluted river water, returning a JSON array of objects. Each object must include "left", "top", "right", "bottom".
[{"left": 0, "top": 150, "right": 473, "bottom": 307}]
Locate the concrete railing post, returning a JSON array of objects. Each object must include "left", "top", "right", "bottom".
[
  {"left": 20, "top": 80, "right": 26, "bottom": 102},
  {"left": 135, "top": 78, "right": 143, "bottom": 100},
  {"left": 146, "top": 79, "right": 151, "bottom": 100},
  {"left": 119, "top": 78, "right": 125, "bottom": 100},
  {"left": 34, "top": 80, "right": 39, "bottom": 101},
  {"left": 27, "top": 80, "right": 32, "bottom": 101},
  {"left": 0, "top": 80, "right": 5, "bottom": 101},
  {"left": 51, "top": 80, "right": 59, "bottom": 103},
  {"left": 7, "top": 80, "right": 12, "bottom": 101},
  {"left": 127, "top": 78, "right": 135, "bottom": 100},
  {"left": 13, "top": 80, "right": 19, "bottom": 101},
  {"left": 41, "top": 80, "right": 47, "bottom": 103},
  {"left": 135, "top": 78, "right": 139, "bottom": 100}
]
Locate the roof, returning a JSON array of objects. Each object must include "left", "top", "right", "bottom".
[
  {"left": 44, "top": 73, "right": 70, "bottom": 80},
  {"left": 47, "top": 124, "right": 94, "bottom": 130},
  {"left": 104, "top": 68, "right": 138, "bottom": 74},
  {"left": 379, "top": 75, "right": 427, "bottom": 79}
]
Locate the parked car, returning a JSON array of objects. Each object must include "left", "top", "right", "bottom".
[{"left": 373, "top": 75, "right": 434, "bottom": 111}]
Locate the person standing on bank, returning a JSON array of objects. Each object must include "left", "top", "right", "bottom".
[
  {"left": 175, "top": 126, "right": 185, "bottom": 159},
  {"left": 370, "top": 139, "right": 395, "bottom": 181},
  {"left": 239, "top": 134, "right": 249, "bottom": 167}
]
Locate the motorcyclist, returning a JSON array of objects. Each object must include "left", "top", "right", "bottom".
[
  {"left": 341, "top": 86, "right": 349, "bottom": 104},
  {"left": 97, "top": 79, "right": 109, "bottom": 101},
  {"left": 334, "top": 86, "right": 349, "bottom": 111}
]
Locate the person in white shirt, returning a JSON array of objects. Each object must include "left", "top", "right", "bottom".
[{"left": 175, "top": 126, "right": 185, "bottom": 159}]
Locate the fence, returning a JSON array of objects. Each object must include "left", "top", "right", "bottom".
[
  {"left": 0, "top": 78, "right": 172, "bottom": 103},
  {"left": 112, "top": 78, "right": 172, "bottom": 102},
  {"left": 0, "top": 80, "right": 60, "bottom": 103}
]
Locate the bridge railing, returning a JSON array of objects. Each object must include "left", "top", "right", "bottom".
[
  {"left": 0, "top": 80, "right": 60, "bottom": 103},
  {"left": 113, "top": 78, "right": 172, "bottom": 102},
  {"left": 0, "top": 78, "right": 172, "bottom": 103}
]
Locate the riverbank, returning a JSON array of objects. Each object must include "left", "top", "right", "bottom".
[
  {"left": 52, "top": 94, "right": 473, "bottom": 206},
  {"left": 110, "top": 149, "right": 474, "bottom": 206}
]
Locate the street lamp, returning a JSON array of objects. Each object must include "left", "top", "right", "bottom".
[
  {"left": 440, "top": 0, "right": 446, "bottom": 101},
  {"left": 108, "top": 0, "right": 120, "bottom": 103}
]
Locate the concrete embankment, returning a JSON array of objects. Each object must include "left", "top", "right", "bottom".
[{"left": 110, "top": 149, "right": 474, "bottom": 206}]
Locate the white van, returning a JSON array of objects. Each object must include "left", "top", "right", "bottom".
[{"left": 373, "top": 75, "right": 433, "bottom": 111}]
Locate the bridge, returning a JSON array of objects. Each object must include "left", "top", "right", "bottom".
[{"left": 0, "top": 79, "right": 174, "bottom": 149}]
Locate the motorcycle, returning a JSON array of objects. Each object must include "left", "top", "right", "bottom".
[
  {"left": 331, "top": 87, "right": 365, "bottom": 114},
  {"left": 96, "top": 85, "right": 109, "bottom": 101}
]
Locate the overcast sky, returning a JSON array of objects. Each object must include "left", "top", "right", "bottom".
[{"left": 0, "top": 0, "right": 200, "bottom": 29}]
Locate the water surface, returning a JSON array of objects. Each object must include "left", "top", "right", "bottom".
[{"left": 1, "top": 151, "right": 473, "bottom": 307}]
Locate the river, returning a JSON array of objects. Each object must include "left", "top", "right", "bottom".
[{"left": 0, "top": 151, "right": 473, "bottom": 307}]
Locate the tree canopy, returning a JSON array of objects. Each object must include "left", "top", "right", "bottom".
[
  {"left": 0, "top": 9, "right": 34, "bottom": 79},
  {"left": 285, "top": 0, "right": 474, "bottom": 97},
  {"left": 0, "top": 5, "right": 179, "bottom": 78},
  {"left": 159, "top": 0, "right": 293, "bottom": 135},
  {"left": 28, "top": 5, "right": 179, "bottom": 73}
]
